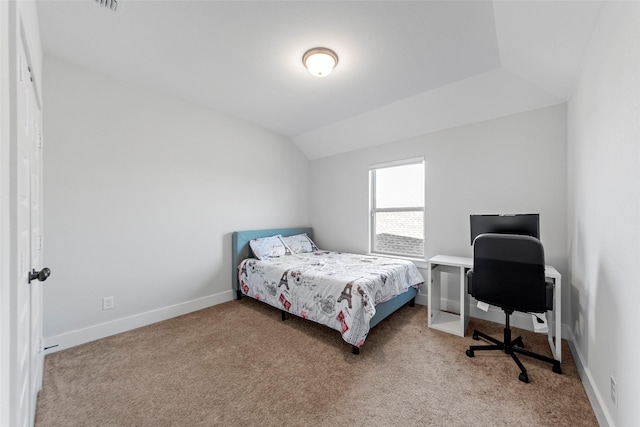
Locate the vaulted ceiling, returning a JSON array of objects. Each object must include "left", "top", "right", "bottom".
[{"left": 36, "top": 1, "right": 605, "bottom": 159}]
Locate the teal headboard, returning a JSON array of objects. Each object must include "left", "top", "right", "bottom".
[{"left": 231, "top": 227, "right": 313, "bottom": 299}]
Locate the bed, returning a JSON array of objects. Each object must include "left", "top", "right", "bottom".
[{"left": 232, "top": 227, "right": 423, "bottom": 354}]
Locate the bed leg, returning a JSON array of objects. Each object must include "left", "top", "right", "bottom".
[
  {"left": 409, "top": 297, "right": 416, "bottom": 307},
  {"left": 352, "top": 345, "right": 360, "bottom": 355},
  {"left": 281, "top": 310, "right": 286, "bottom": 321},
  {"left": 236, "top": 290, "right": 243, "bottom": 300}
]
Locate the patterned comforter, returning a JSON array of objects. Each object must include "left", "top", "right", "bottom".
[{"left": 238, "top": 251, "right": 424, "bottom": 347}]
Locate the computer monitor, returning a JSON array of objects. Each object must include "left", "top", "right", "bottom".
[{"left": 469, "top": 213, "right": 540, "bottom": 245}]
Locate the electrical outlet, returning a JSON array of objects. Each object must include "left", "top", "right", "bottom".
[
  {"left": 102, "top": 296, "right": 114, "bottom": 310},
  {"left": 610, "top": 376, "right": 617, "bottom": 407}
]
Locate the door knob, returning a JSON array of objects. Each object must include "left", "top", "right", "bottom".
[{"left": 29, "top": 268, "right": 50, "bottom": 283}]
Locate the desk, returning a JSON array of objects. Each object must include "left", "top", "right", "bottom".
[{"left": 427, "top": 255, "right": 562, "bottom": 362}]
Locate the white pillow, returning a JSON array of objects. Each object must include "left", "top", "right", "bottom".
[
  {"left": 282, "top": 233, "right": 319, "bottom": 254},
  {"left": 249, "top": 235, "right": 292, "bottom": 260}
]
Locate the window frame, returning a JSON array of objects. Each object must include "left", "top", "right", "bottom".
[{"left": 369, "top": 156, "right": 425, "bottom": 259}]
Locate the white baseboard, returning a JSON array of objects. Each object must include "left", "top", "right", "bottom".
[
  {"left": 43, "top": 290, "right": 234, "bottom": 354},
  {"left": 568, "top": 336, "right": 614, "bottom": 427}
]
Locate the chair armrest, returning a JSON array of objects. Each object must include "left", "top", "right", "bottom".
[
  {"left": 545, "top": 280, "right": 554, "bottom": 311},
  {"left": 467, "top": 270, "right": 474, "bottom": 295}
]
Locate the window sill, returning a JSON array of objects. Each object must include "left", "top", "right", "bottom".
[{"left": 367, "top": 252, "right": 429, "bottom": 269}]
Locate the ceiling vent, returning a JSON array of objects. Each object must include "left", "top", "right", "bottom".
[{"left": 95, "top": 0, "right": 118, "bottom": 12}]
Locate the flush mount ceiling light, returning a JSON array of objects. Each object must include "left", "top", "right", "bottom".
[{"left": 302, "top": 47, "right": 339, "bottom": 78}]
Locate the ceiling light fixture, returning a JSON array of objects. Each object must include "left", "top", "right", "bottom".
[{"left": 302, "top": 47, "right": 338, "bottom": 78}]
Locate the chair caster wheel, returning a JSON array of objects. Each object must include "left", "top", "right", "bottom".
[
  {"left": 466, "top": 349, "right": 474, "bottom": 358},
  {"left": 518, "top": 373, "right": 529, "bottom": 383},
  {"left": 472, "top": 333, "right": 479, "bottom": 341},
  {"left": 552, "top": 364, "right": 562, "bottom": 374}
]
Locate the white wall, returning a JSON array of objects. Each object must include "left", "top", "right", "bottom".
[
  {"left": 310, "top": 104, "right": 568, "bottom": 321},
  {"left": 567, "top": 1, "right": 640, "bottom": 425},
  {"left": 42, "top": 57, "right": 309, "bottom": 350}
]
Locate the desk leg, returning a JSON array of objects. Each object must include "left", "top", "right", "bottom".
[
  {"left": 427, "top": 264, "right": 442, "bottom": 328},
  {"left": 547, "top": 277, "right": 562, "bottom": 362},
  {"left": 459, "top": 266, "right": 469, "bottom": 337},
  {"left": 556, "top": 276, "right": 562, "bottom": 362}
]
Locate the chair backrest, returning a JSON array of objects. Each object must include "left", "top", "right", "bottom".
[{"left": 471, "top": 233, "right": 547, "bottom": 313}]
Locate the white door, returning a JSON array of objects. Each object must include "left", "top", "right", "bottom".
[
  {"left": 16, "top": 32, "right": 33, "bottom": 427},
  {"left": 16, "top": 29, "right": 46, "bottom": 427},
  {"left": 29, "top": 55, "right": 45, "bottom": 416}
]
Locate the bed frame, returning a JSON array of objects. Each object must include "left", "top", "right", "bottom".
[{"left": 231, "top": 227, "right": 418, "bottom": 354}]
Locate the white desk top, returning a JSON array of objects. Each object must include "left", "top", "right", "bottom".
[
  {"left": 428, "top": 255, "right": 560, "bottom": 279},
  {"left": 428, "top": 255, "right": 473, "bottom": 269}
]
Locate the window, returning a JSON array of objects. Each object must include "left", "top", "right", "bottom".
[{"left": 370, "top": 157, "right": 425, "bottom": 258}]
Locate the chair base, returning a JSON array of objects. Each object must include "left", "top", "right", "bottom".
[{"left": 465, "top": 313, "right": 562, "bottom": 383}]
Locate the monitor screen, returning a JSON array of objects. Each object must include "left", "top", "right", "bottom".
[{"left": 469, "top": 214, "right": 540, "bottom": 244}]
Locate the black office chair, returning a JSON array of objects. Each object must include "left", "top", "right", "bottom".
[{"left": 465, "top": 233, "right": 562, "bottom": 383}]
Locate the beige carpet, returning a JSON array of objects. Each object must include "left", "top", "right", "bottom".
[{"left": 35, "top": 298, "right": 597, "bottom": 426}]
